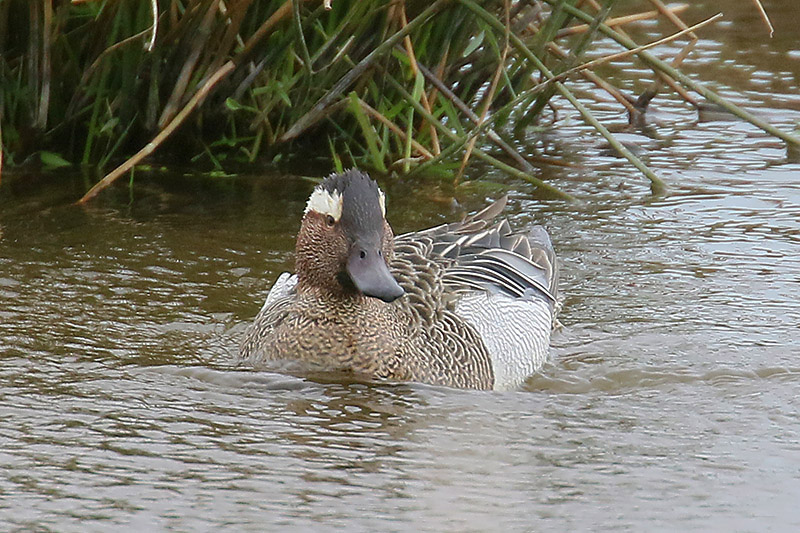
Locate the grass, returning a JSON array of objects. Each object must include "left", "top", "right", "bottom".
[{"left": 0, "top": 0, "right": 798, "bottom": 200}]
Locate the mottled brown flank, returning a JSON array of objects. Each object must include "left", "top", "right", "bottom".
[{"left": 239, "top": 209, "right": 495, "bottom": 390}]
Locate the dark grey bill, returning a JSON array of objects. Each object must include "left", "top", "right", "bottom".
[{"left": 346, "top": 244, "right": 404, "bottom": 303}]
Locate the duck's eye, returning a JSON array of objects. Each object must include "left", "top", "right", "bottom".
[{"left": 326, "top": 215, "right": 335, "bottom": 227}]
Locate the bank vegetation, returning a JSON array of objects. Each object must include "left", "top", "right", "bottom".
[{"left": 0, "top": 0, "right": 796, "bottom": 202}]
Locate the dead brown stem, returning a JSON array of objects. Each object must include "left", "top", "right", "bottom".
[
  {"left": 546, "top": 42, "right": 639, "bottom": 116},
  {"left": 356, "top": 98, "right": 434, "bottom": 159},
  {"left": 78, "top": 61, "right": 236, "bottom": 205},
  {"left": 635, "top": 0, "right": 697, "bottom": 111},
  {"left": 398, "top": 2, "right": 441, "bottom": 156},
  {"left": 750, "top": 0, "right": 774, "bottom": 37},
  {"left": 457, "top": 0, "right": 511, "bottom": 183},
  {"left": 36, "top": 0, "right": 53, "bottom": 130},
  {"left": 556, "top": 4, "right": 688, "bottom": 38},
  {"left": 78, "top": 0, "right": 311, "bottom": 203},
  {"left": 0, "top": 119, "right": 4, "bottom": 185},
  {"left": 158, "top": 0, "right": 222, "bottom": 129},
  {"left": 411, "top": 58, "right": 535, "bottom": 179},
  {"left": 205, "top": 0, "right": 254, "bottom": 81}
]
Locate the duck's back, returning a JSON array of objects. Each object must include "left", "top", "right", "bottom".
[{"left": 391, "top": 198, "right": 558, "bottom": 390}]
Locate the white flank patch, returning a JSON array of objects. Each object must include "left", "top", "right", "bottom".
[
  {"left": 456, "top": 292, "right": 553, "bottom": 391},
  {"left": 305, "top": 186, "right": 343, "bottom": 221}
]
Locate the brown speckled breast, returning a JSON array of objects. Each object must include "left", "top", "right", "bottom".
[{"left": 238, "top": 228, "right": 496, "bottom": 390}]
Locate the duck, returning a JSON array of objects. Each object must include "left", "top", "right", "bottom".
[{"left": 238, "top": 169, "right": 559, "bottom": 390}]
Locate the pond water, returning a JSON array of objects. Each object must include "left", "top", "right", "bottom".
[{"left": 2, "top": 1, "right": 799, "bottom": 530}]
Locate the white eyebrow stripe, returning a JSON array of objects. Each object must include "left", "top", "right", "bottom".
[
  {"left": 378, "top": 189, "right": 386, "bottom": 217},
  {"left": 305, "top": 187, "right": 343, "bottom": 220}
]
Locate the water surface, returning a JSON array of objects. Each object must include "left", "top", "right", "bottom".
[{"left": 2, "top": 2, "right": 800, "bottom": 530}]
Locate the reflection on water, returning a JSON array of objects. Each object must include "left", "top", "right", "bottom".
[{"left": 2, "top": 0, "right": 800, "bottom": 529}]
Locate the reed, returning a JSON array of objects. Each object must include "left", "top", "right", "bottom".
[{"left": 0, "top": 0, "right": 796, "bottom": 202}]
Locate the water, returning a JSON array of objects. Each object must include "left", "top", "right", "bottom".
[{"left": 2, "top": 1, "right": 800, "bottom": 530}]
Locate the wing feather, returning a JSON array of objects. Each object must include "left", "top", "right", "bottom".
[{"left": 393, "top": 198, "right": 558, "bottom": 308}]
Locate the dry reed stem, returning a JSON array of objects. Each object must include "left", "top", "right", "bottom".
[
  {"left": 32, "top": 0, "right": 789, "bottom": 201},
  {"left": 238, "top": 0, "right": 311, "bottom": 64},
  {"left": 78, "top": 61, "right": 236, "bottom": 204},
  {"left": 457, "top": 0, "right": 512, "bottom": 184},
  {"left": 546, "top": 42, "right": 639, "bottom": 116},
  {"left": 423, "top": 48, "right": 450, "bottom": 145},
  {"left": 356, "top": 98, "right": 434, "bottom": 159},
  {"left": 280, "top": 0, "right": 448, "bottom": 142},
  {"left": 36, "top": 0, "right": 53, "bottom": 130},
  {"left": 551, "top": 0, "right": 800, "bottom": 148},
  {"left": 147, "top": 0, "right": 159, "bottom": 51},
  {"left": 633, "top": 0, "right": 698, "bottom": 112},
  {"left": 555, "top": 4, "right": 688, "bottom": 38},
  {"left": 508, "top": 8, "right": 719, "bottom": 192},
  {"left": 462, "top": 0, "right": 665, "bottom": 192},
  {"left": 397, "top": 2, "right": 440, "bottom": 156},
  {"left": 158, "top": 0, "right": 222, "bottom": 129},
  {"left": 455, "top": 12, "right": 721, "bottom": 162},
  {"left": 0, "top": 119, "right": 3, "bottom": 185},
  {"left": 544, "top": 13, "right": 714, "bottom": 122},
  {"left": 389, "top": 72, "right": 572, "bottom": 199},
  {"left": 648, "top": 0, "right": 696, "bottom": 70},
  {"left": 655, "top": 71, "right": 696, "bottom": 105},
  {"left": 583, "top": 0, "right": 602, "bottom": 11},
  {"left": 571, "top": 0, "right": 697, "bottom": 111},
  {"left": 649, "top": 0, "right": 695, "bottom": 40},
  {"left": 750, "top": 0, "right": 774, "bottom": 37},
  {"left": 410, "top": 59, "right": 534, "bottom": 178},
  {"left": 78, "top": 0, "right": 313, "bottom": 203},
  {"left": 535, "top": 14, "right": 723, "bottom": 95},
  {"left": 586, "top": 16, "right": 713, "bottom": 70},
  {"left": 204, "top": 0, "right": 254, "bottom": 80}
]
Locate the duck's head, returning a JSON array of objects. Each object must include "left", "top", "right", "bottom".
[{"left": 295, "top": 170, "right": 404, "bottom": 303}]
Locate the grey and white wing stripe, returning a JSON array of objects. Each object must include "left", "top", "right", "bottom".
[
  {"left": 238, "top": 272, "right": 297, "bottom": 364},
  {"left": 441, "top": 222, "right": 557, "bottom": 307},
  {"left": 394, "top": 197, "right": 558, "bottom": 306},
  {"left": 258, "top": 272, "right": 297, "bottom": 312}
]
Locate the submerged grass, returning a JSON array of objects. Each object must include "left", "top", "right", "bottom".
[{"left": 0, "top": 0, "right": 797, "bottom": 201}]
